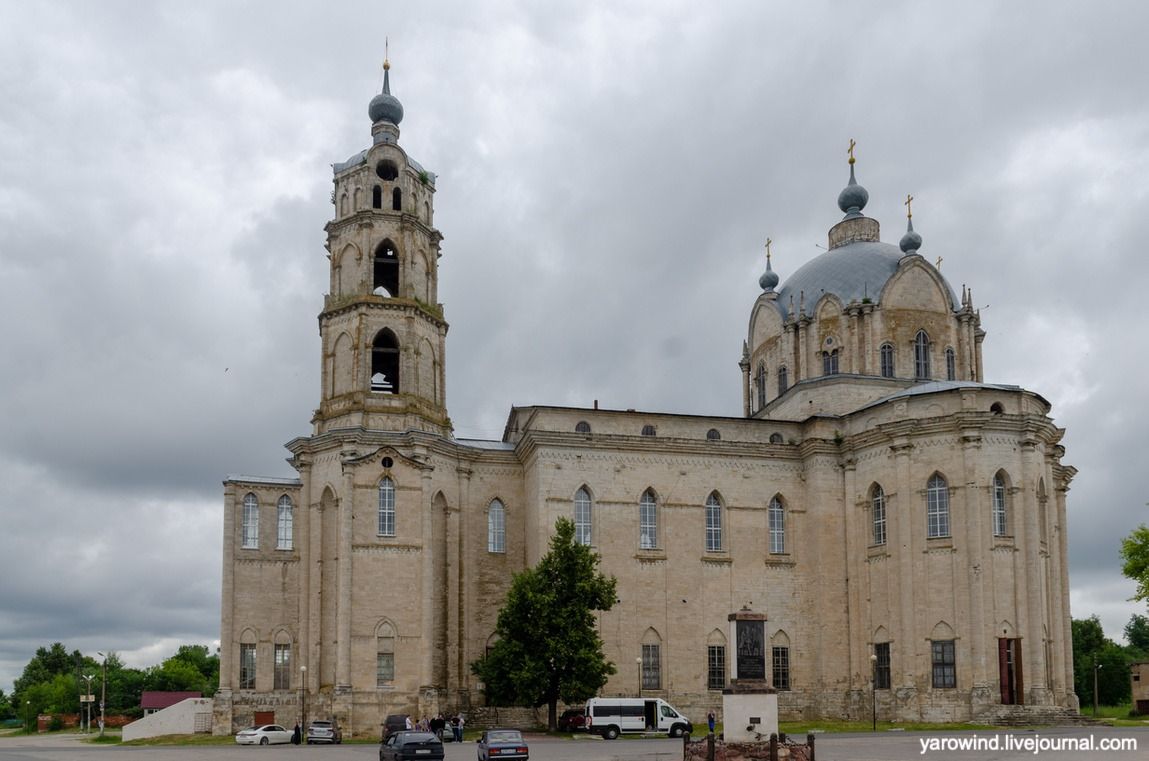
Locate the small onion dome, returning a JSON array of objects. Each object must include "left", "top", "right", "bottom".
[
  {"left": 899, "top": 217, "right": 922, "bottom": 254},
  {"left": 759, "top": 256, "right": 779, "bottom": 291},
  {"left": 368, "top": 62, "right": 404, "bottom": 125},
  {"left": 837, "top": 162, "right": 869, "bottom": 218}
]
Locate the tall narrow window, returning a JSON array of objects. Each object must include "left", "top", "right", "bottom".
[
  {"left": 392, "top": 187, "right": 402, "bottom": 211},
  {"left": 768, "top": 496, "right": 785, "bottom": 554},
  {"left": 992, "top": 473, "right": 1008, "bottom": 537},
  {"left": 371, "top": 328, "right": 400, "bottom": 393},
  {"left": 923, "top": 473, "right": 951, "bottom": 540},
  {"left": 378, "top": 477, "right": 396, "bottom": 536},
  {"left": 927, "top": 473, "right": 949, "bottom": 538},
  {"left": 871, "top": 484, "right": 887, "bottom": 546},
  {"left": 931, "top": 640, "right": 956, "bottom": 688},
  {"left": 377, "top": 624, "right": 395, "bottom": 687},
  {"left": 945, "top": 347, "right": 956, "bottom": 380},
  {"left": 707, "top": 645, "right": 726, "bottom": 690},
  {"left": 914, "top": 330, "right": 931, "bottom": 380},
  {"left": 372, "top": 185, "right": 382, "bottom": 209},
  {"left": 487, "top": 499, "right": 505, "bottom": 553},
  {"left": 874, "top": 642, "right": 891, "bottom": 689},
  {"left": 705, "top": 492, "right": 723, "bottom": 552},
  {"left": 276, "top": 495, "right": 293, "bottom": 550},
  {"left": 373, "top": 240, "right": 399, "bottom": 297},
  {"left": 239, "top": 643, "right": 256, "bottom": 689},
  {"left": 756, "top": 362, "right": 767, "bottom": 409},
  {"left": 777, "top": 366, "right": 789, "bottom": 395},
  {"left": 822, "top": 349, "right": 840, "bottom": 375},
  {"left": 574, "top": 487, "right": 592, "bottom": 546},
  {"left": 772, "top": 646, "right": 791, "bottom": 690},
  {"left": 639, "top": 489, "right": 658, "bottom": 550},
  {"left": 642, "top": 644, "right": 661, "bottom": 690},
  {"left": 242, "top": 493, "right": 259, "bottom": 549},
  {"left": 273, "top": 643, "right": 291, "bottom": 690},
  {"left": 880, "top": 343, "right": 895, "bottom": 378}
]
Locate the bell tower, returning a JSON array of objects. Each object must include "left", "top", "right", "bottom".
[{"left": 316, "top": 59, "right": 449, "bottom": 435}]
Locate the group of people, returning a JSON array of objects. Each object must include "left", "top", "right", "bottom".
[{"left": 408, "top": 712, "right": 466, "bottom": 742}]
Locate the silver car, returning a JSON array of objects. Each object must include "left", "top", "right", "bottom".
[{"left": 308, "top": 719, "right": 343, "bottom": 744}]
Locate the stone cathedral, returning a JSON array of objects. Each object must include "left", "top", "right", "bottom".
[{"left": 214, "top": 65, "right": 1078, "bottom": 735}]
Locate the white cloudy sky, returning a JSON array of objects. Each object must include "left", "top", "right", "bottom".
[{"left": 1, "top": 0, "right": 1146, "bottom": 693}]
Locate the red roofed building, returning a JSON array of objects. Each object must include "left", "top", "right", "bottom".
[{"left": 141, "top": 691, "right": 202, "bottom": 716}]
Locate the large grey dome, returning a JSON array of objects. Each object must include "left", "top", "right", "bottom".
[
  {"left": 369, "top": 66, "right": 404, "bottom": 125},
  {"left": 774, "top": 240, "right": 958, "bottom": 318}
]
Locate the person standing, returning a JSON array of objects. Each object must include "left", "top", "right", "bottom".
[
  {"left": 707, "top": 711, "right": 716, "bottom": 734},
  {"left": 454, "top": 713, "right": 465, "bottom": 743},
  {"left": 292, "top": 723, "right": 302, "bottom": 745}
]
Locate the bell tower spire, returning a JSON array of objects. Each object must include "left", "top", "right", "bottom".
[{"left": 317, "top": 60, "right": 449, "bottom": 435}]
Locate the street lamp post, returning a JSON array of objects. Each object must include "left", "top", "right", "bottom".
[
  {"left": 636, "top": 657, "right": 643, "bottom": 698},
  {"left": 25, "top": 700, "right": 31, "bottom": 734},
  {"left": 81, "top": 675, "right": 95, "bottom": 733},
  {"left": 870, "top": 653, "right": 878, "bottom": 732},
  {"left": 96, "top": 652, "right": 107, "bottom": 738},
  {"left": 300, "top": 665, "right": 307, "bottom": 738},
  {"left": 1094, "top": 660, "right": 1102, "bottom": 718}
]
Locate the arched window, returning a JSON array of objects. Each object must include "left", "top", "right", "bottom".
[
  {"left": 378, "top": 477, "right": 396, "bottom": 536},
  {"left": 641, "top": 424, "right": 656, "bottom": 437},
  {"left": 756, "top": 362, "right": 767, "bottom": 409},
  {"left": 771, "top": 630, "right": 791, "bottom": 690},
  {"left": 373, "top": 240, "right": 399, "bottom": 297},
  {"left": 276, "top": 495, "right": 293, "bottom": 550},
  {"left": 914, "top": 330, "right": 931, "bottom": 380},
  {"left": 371, "top": 328, "right": 400, "bottom": 394},
  {"left": 487, "top": 499, "right": 506, "bottom": 553},
  {"left": 880, "top": 343, "right": 895, "bottom": 378},
  {"left": 705, "top": 492, "right": 723, "bottom": 552},
  {"left": 242, "top": 493, "right": 259, "bottom": 549},
  {"left": 639, "top": 489, "right": 658, "bottom": 550},
  {"left": 372, "top": 185, "right": 382, "bottom": 209},
  {"left": 339, "top": 193, "right": 348, "bottom": 217},
  {"left": 273, "top": 631, "right": 292, "bottom": 690},
  {"left": 376, "top": 622, "right": 395, "bottom": 686},
  {"left": 574, "top": 487, "right": 593, "bottom": 545},
  {"left": 706, "top": 428, "right": 721, "bottom": 441},
  {"left": 992, "top": 472, "right": 1008, "bottom": 537},
  {"left": 641, "top": 629, "right": 662, "bottom": 690},
  {"left": 239, "top": 630, "right": 257, "bottom": 689},
  {"left": 822, "top": 349, "right": 840, "bottom": 375},
  {"left": 575, "top": 420, "right": 591, "bottom": 434},
  {"left": 777, "top": 366, "right": 789, "bottom": 395},
  {"left": 768, "top": 495, "right": 785, "bottom": 554},
  {"left": 707, "top": 630, "right": 727, "bottom": 690},
  {"left": 926, "top": 473, "right": 949, "bottom": 538},
  {"left": 945, "top": 347, "right": 956, "bottom": 381},
  {"left": 392, "top": 187, "right": 402, "bottom": 211},
  {"left": 871, "top": 484, "right": 887, "bottom": 545}
]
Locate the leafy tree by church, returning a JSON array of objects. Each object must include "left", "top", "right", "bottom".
[
  {"left": 1125, "top": 613, "right": 1149, "bottom": 657},
  {"left": 1120, "top": 524, "right": 1149, "bottom": 602},
  {"left": 1071, "top": 616, "right": 1131, "bottom": 707},
  {"left": 471, "top": 517, "right": 617, "bottom": 730}
]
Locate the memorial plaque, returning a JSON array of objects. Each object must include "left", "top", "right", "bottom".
[{"left": 735, "top": 618, "right": 765, "bottom": 680}]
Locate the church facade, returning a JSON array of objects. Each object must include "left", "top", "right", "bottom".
[{"left": 214, "top": 68, "right": 1078, "bottom": 736}]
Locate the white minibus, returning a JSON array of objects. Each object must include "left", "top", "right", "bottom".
[{"left": 584, "top": 697, "right": 693, "bottom": 739}]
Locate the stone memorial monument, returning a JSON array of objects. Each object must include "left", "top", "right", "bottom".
[{"left": 722, "top": 607, "right": 778, "bottom": 741}]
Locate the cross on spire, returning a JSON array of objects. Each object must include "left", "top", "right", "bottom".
[
  {"left": 765, "top": 237, "right": 772, "bottom": 265},
  {"left": 384, "top": 37, "right": 390, "bottom": 70},
  {"left": 848, "top": 138, "right": 856, "bottom": 165},
  {"left": 905, "top": 193, "right": 914, "bottom": 219}
]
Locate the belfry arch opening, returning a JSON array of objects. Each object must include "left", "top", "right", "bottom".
[
  {"left": 374, "top": 240, "right": 399, "bottom": 297},
  {"left": 371, "top": 329, "right": 400, "bottom": 393}
]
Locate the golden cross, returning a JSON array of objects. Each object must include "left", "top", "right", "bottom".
[
  {"left": 848, "top": 138, "right": 856, "bottom": 164},
  {"left": 765, "top": 237, "right": 772, "bottom": 264},
  {"left": 905, "top": 194, "right": 914, "bottom": 219},
  {"left": 384, "top": 37, "right": 391, "bottom": 70}
]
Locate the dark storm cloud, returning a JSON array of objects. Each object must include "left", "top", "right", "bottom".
[{"left": 0, "top": 0, "right": 1147, "bottom": 691}]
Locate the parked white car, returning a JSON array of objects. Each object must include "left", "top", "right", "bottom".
[{"left": 235, "top": 724, "right": 293, "bottom": 745}]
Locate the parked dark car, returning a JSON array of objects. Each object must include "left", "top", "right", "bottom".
[
  {"left": 557, "top": 708, "right": 586, "bottom": 732},
  {"left": 380, "top": 730, "right": 445, "bottom": 761},
  {"left": 477, "top": 729, "right": 529, "bottom": 761},
  {"left": 382, "top": 714, "right": 411, "bottom": 740},
  {"left": 308, "top": 719, "right": 343, "bottom": 744}
]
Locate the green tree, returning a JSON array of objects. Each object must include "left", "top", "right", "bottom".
[
  {"left": 471, "top": 517, "right": 617, "bottom": 730},
  {"left": 1125, "top": 614, "right": 1149, "bottom": 657},
  {"left": 1121, "top": 524, "right": 1149, "bottom": 601},
  {"left": 0, "top": 688, "right": 14, "bottom": 720},
  {"left": 1072, "top": 616, "right": 1131, "bottom": 707}
]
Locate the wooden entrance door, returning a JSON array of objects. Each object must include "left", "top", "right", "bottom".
[{"left": 998, "top": 638, "right": 1024, "bottom": 705}]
